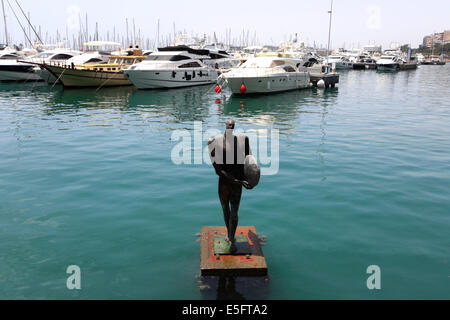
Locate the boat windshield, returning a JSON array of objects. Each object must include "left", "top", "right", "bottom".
[
  {"left": 241, "top": 58, "right": 286, "bottom": 69},
  {"left": 145, "top": 55, "right": 191, "bottom": 61}
]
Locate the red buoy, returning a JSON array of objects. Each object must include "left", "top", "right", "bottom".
[
  {"left": 240, "top": 84, "right": 247, "bottom": 94},
  {"left": 215, "top": 85, "right": 222, "bottom": 94}
]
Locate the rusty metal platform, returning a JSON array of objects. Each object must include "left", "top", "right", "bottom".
[{"left": 200, "top": 226, "right": 268, "bottom": 277}]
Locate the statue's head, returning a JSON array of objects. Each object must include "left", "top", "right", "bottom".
[{"left": 226, "top": 119, "right": 235, "bottom": 130}]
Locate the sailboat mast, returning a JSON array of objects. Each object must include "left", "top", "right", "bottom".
[
  {"left": 326, "top": 0, "right": 334, "bottom": 72},
  {"left": 157, "top": 19, "right": 160, "bottom": 49},
  {"left": 1, "top": 0, "right": 8, "bottom": 45},
  {"left": 133, "top": 18, "right": 136, "bottom": 46},
  {"left": 126, "top": 18, "right": 129, "bottom": 46}
]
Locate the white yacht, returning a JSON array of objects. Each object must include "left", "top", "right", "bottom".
[
  {"left": 376, "top": 55, "right": 401, "bottom": 71},
  {"left": 376, "top": 55, "right": 418, "bottom": 71},
  {"left": 28, "top": 49, "right": 82, "bottom": 83},
  {"left": 123, "top": 47, "right": 218, "bottom": 89},
  {"left": 325, "top": 55, "right": 353, "bottom": 70},
  {"left": 217, "top": 56, "right": 310, "bottom": 95},
  {"left": 0, "top": 49, "right": 41, "bottom": 81},
  {"left": 0, "top": 48, "right": 80, "bottom": 82}
]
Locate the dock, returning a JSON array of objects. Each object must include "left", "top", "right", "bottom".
[
  {"left": 399, "top": 63, "right": 418, "bottom": 70},
  {"left": 309, "top": 72, "right": 340, "bottom": 88},
  {"left": 200, "top": 226, "right": 268, "bottom": 277},
  {"left": 353, "top": 62, "right": 377, "bottom": 70}
]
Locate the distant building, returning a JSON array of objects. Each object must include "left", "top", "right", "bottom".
[
  {"left": 423, "top": 30, "right": 449, "bottom": 48},
  {"left": 444, "top": 30, "right": 450, "bottom": 44},
  {"left": 364, "top": 44, "right": 382, "bottom": 53}
]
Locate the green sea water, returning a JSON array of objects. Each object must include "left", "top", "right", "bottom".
[{"left": 0, "top": 66, "right": 449, "bottom": 299}]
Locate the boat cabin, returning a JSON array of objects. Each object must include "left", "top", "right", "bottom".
[
  {"left": 75, "top": 55, "right": 147, "bottom": 72},
  {"left": 240, "top": 57, "right": 300, "bottom": 72}
]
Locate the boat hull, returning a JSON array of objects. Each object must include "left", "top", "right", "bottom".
[
  {"left": 353, "top": 63, "right": 377, "bottom": 70},
  {"left": 123, "top": 69, "right": 218, "bottom": 89},
  {"left": 225, "top": 72, "right": 310, "bottom": 94},
  {"left": 377, "top": 63, "right": 400, "bottom": 72},
  {"left": 0, "top": 64, "right": 42, "bottom": 81},
  {"left": 421, "top": 61, "right": 446, "bottom": 65},
  {"left": 43, "top": 65, "right": 132, "bottom": 87},
  {"left": 399, "top": 63, "right": 418, "bottom": 70}
]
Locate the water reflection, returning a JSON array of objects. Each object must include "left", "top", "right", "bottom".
[
  {"left": 30, "top": 83, "right": 214, "bottom": 123},
  {"left": 199, "top": 276, "right": 270, "bottom": 300},
  {"left": 215, "top": 88, "right": 338, "bottom": 134},
  {"left": 126, "top": 86, "right": 213, "bottom": 123}
]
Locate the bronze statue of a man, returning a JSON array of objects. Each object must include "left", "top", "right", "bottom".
[{"left": 208, "top": 119, "right": 253, "bottom": 253}]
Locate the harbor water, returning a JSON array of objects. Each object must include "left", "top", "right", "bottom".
[{"left": 1, "top": 65, "right": 449, "bottom": 299}]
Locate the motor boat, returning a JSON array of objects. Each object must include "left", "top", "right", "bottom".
[
  {"left": 422, "top": 57, "right": 446, "bottom": 65},
  {"left": 0, "top": 49, "right": 41, "bottom": 81},
  {"left": 376, "top": 55, "right": 401, "bottom": 71},
  {"left": 0, "top": 47, "right": 81, "bottom": 82},
  {"left": 325, "top": 55, "right": 353, "bottom": 70},
  {"left": 376, "top": 54, "right": 417, "bottom": 71},
  {"left": 217, "top": 56, "right": 310, "bottom": 94},
  {"left": 353, "top": 57, "right": 377, "bottom": 70},
  {"left": 123, "top": 46, "right": 219, "bottom": 89}
]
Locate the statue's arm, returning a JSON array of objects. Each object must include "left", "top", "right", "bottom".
[{"left": 213, "top": 163, "right": 242, "bottom": 185}]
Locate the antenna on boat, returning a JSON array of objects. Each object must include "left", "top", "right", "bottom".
[
  {"left": 85, "top": 13, "right": 88, "bottom": 44},
  {"left": 1, "top": 0, "right": 8, "bottom": 45},
  {"left": 126, "top": 18, "right": 129, "bottom": 46},
  {"left": 326, "top": 0, "right": 333, "bottom": 73},
  {"left": 173, "top": 22, "right": 176, "bottom": 45},
  {"left": 133, "top": 18, "right": 136, "bottom": 46}
]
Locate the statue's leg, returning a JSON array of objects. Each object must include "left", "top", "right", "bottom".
[
  {"left": 218, "top": 177, "right": 231, "bottom": 234},
  {"left": 228, "top": 184, "right": 243, "bottom": 245}
]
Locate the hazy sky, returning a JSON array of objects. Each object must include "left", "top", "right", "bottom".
[{"left": 1, "top": 0, "right": 449, "bottom": 49}]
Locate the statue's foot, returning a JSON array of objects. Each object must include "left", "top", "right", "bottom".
[{"left": 229, "top": 242, "right": 237, "bottom": 254}]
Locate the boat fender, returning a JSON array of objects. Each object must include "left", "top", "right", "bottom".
[{"left": 317, "top": 79, "right": 325, "bottom": 88}]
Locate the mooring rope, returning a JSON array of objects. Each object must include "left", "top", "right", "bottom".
[{"left": 51, "top": 67, "right": 66, "bottom": 88}]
